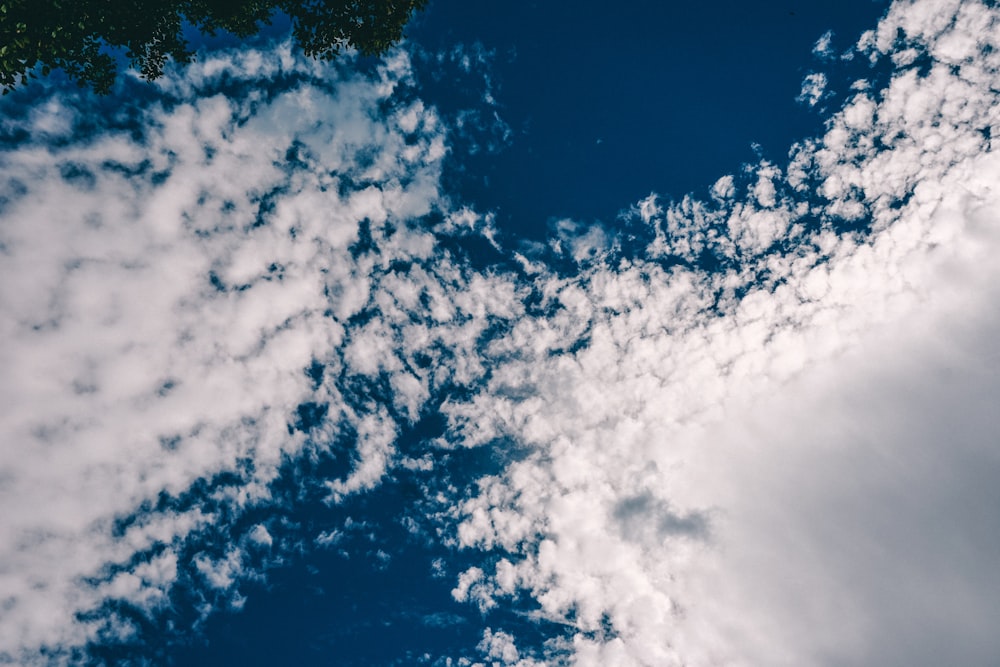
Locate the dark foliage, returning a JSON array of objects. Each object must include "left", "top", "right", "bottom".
[{"left": 0, "top": 0, "right": 427, "bottom": 94}]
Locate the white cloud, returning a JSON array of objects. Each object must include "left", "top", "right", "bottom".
[
  {"left": 813, "top": 30, "right": 836, "bottom": 59},
  {"left": 476, "top": 628, "right": 546, "bottom": 667},
  {"left": 797, "top": 71, "right": 828, "bottom": 107}
]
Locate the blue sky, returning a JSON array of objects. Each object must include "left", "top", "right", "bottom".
[
  {"left": 3, "top": 1, "right": 1000, "bottom": 665},
  {"left": 409, "top": 0, "right": 890, "bottom": 237}
]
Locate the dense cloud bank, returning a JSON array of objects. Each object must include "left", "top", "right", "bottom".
[{"left": 2, "top": 0, "right": 1000, "bottom": 664}]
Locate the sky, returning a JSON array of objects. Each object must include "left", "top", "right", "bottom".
[{"left": 1, "top": 0, "right": 1000, "bottom": 665}]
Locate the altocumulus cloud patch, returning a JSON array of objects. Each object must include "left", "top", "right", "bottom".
[
  {"left": 2, "top": 0, "right": 1000, "bottom": 665},
  {"left": 0, "top": 45, "right": 520, "bottom": 664}
]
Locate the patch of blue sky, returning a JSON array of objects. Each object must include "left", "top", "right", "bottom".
[
  {"left": 407, "top": 0, "right": 894, "bottom": 239},
  {"left": 158, "top": 444, "right": 563, "bottom": 666}
]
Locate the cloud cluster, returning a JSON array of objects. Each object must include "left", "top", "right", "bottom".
[
  {"left": 0, "top": 47, "right": 518, "bottom": 663},
  {"left": 443, "top": 0, "right": 1000, "bottom": 663}
]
